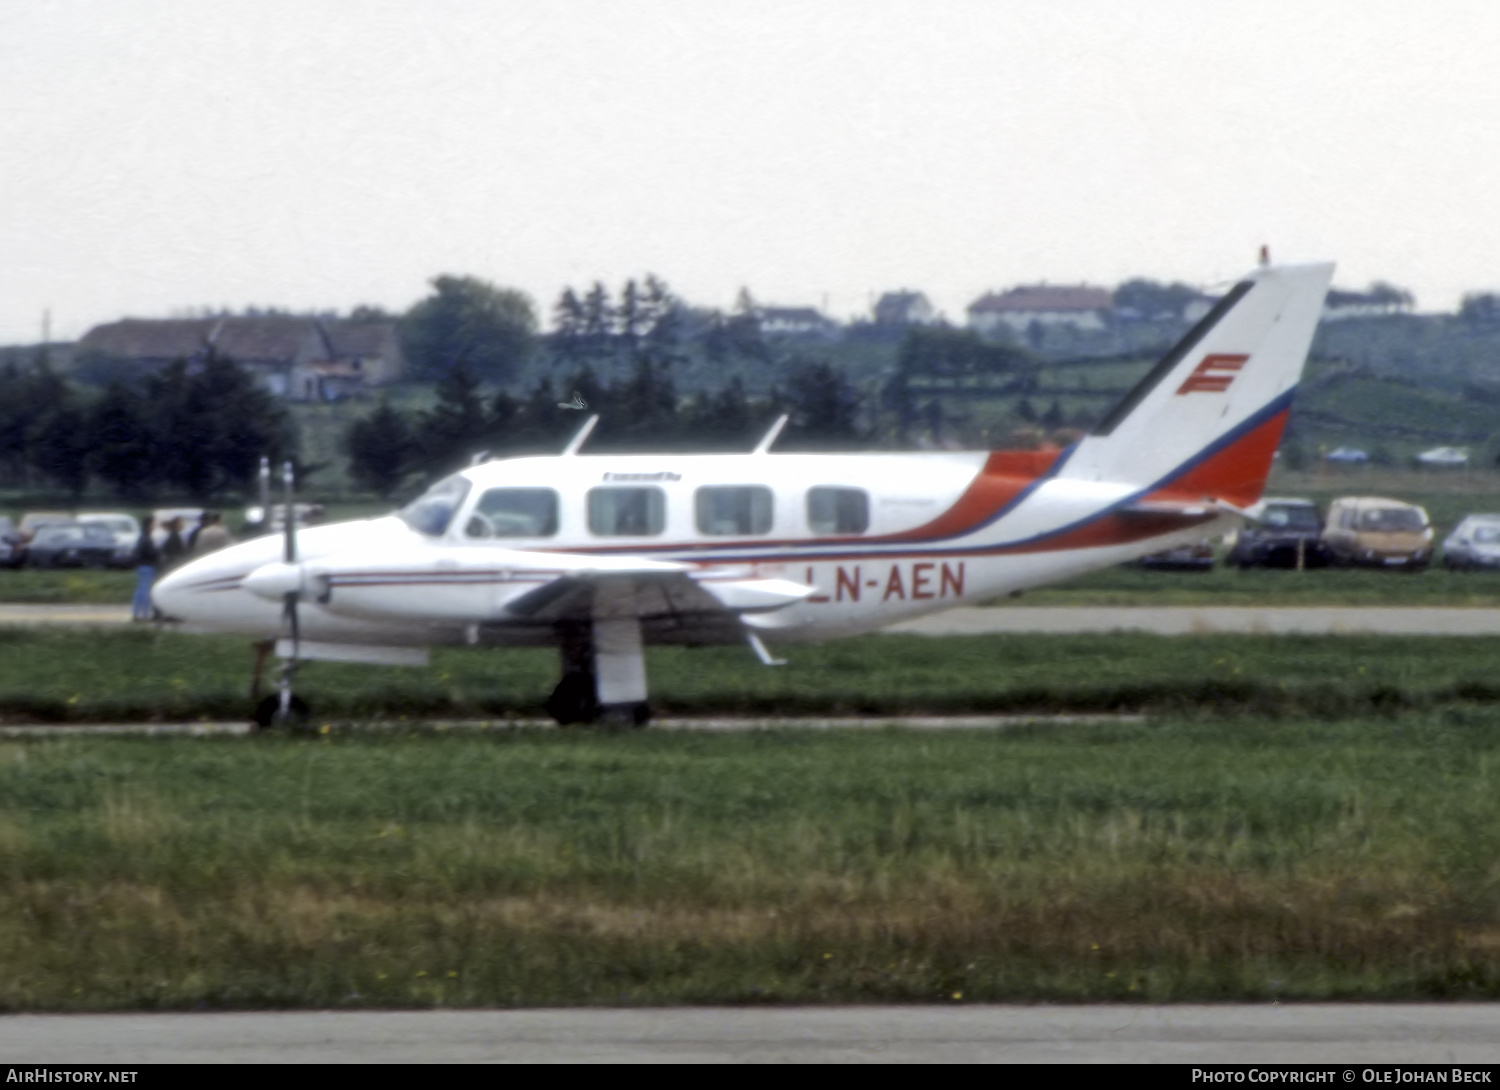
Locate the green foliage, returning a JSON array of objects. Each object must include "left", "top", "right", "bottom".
[
  {"left": 1459, "top": 292, "right": 1500, "bottom": 324},
  {"left": 1113, "top": 277, "right": 1204, "bottom": 320},
  {"left": 401, "top": 275, "right": 537, "bottom": 382},
  {"left": 412, "top": 364, "right": 491, "bottom": 476},
  {"left": 144, "top": 353, "right": 291, "bottom": 500},
  {"left": 2, "top": 713, "right": 1500, "bottom": 1007},
  {"left": 88, "top": 383, "right": 155, "bottom": 497},
  {"left": 14, "top": 627, "right": 1500, "bottom": 722},
  {"left": 776, "top": 358, "right": 863, "bottom": 449},
  {"left": 343, "top": 399, "right": 415, "bottom": 499}
]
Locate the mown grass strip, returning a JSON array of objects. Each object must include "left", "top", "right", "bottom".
[
  {"left": 1, "top": 717, "right": 1498, "bottom": 1009},
  {"left": 4, "top": 627, "right": 1500, "bottom": 723}
]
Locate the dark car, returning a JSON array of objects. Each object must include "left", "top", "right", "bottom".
[
  {"left": 1228, "top": 497, "right": 1330, "bottom": 569},
  {"left": 1137, "top": 540, "right": 1215, "bottom": 572},
  {"left": 25, "top": 523, "right": 119, "bottom": 569}
]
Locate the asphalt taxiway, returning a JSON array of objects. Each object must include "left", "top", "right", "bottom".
[
  {"left": 9, "top": 602, "right": 1500, "bottom": 635},
  {"left": 4, "top": 1005, "right": 1500, "bottom": 1063}
]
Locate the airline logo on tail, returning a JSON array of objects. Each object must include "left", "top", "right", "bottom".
[{"left": 1176, "top": 353, "right": 1249, "bottom": 395}]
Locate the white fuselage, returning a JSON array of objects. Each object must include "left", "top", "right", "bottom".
[{"left": 154, "top": 448, "right": 1227, "bottom": 648}]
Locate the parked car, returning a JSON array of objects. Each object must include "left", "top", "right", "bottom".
[
  {"left": 17, "top": 511, "right": 74, "bottom": 542},
  {"left": 1227, "top": 497, "right": 1330, "bottom": 569},
  {"left": 77, "top": 512, "right": 141, "bottom": 568},
  {"left": 1417, "top": 446, "right": 1470, "bottom": 468},
  {"left": 151, "top": 508, "right": 205, "bottom": 549},
  {"left": 1442, "top": 514, "right": 1500, "bottom": 570},
  {"left": 25, "top": 522, "right": 118, "bottom": 569},
  {"left": 1321, "top": 496, "right": 1433, "bottom": 569},
  {"left": 1325, "top": 447, "right": 1368, "bottom": 465},
  {"left": 242, "top": 502, "right": 326, "bottom": 537},
  {"left": 1137, "top": 540, "right": 1215, "bottom": 572}
]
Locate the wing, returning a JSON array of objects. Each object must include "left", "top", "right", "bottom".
[{"left": 303, "top": 545, "right": 812, "bottom": 646}]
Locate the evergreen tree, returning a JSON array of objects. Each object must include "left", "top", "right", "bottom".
[
  {"left": 32, "top": 402, "right": 90, "bottom": 499},
  {"left": 549, "top": 287, "right": 587, "bottom": 368},
  {"left": 412, "top": 364, "right": 490, "bottom": 475},
  {"left": 683, "top": 378, "right": 756, "bottom": 450},
  {"left": 344, "top": 400, "right": 415, "bottom": 498},
  {"left": 778, "top": 359, "right": 862, "bottom": 449},
  {"left": 88, "top": 382, "right": 157, "bottom": 497},
  {"left": 605, "top": 356, "right": 679, "bottom": 448},
  {"left": 145, "top": 353, "right": 290, "bottom": 500}
]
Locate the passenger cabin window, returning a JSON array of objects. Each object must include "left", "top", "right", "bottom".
[
  {"left": 695, "top": 486, "right": 773, "bottom": 536},
  {"left": 588, "top": 487, "right": 666, "bottom": 536},
  {"left": 465, "top": 487, "right": 558, "bottom": 538},
  {"left": 807, "top": 487, "right": 869, "bottom": 535}
]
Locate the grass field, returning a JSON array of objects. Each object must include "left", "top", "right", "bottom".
[
  {"left": 2, "top": 716, "right": 1498, "bottom": 1010},
  {"left": 6, "top": 627, "right": 1500, "bottom": 723},
  {"left": 3, "top": 623, "right": 1500, "bottom": 1009}
]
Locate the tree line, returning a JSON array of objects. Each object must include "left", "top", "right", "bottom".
[
  {"left": 0, "top": 352, "right": 291, "bottom": 500},
  {"left": 344, "top": 356, "right": 865, "bottom": 499}
]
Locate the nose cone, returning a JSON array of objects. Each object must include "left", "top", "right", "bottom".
[
  {"left": 150, "top": 555, "right": 217, "bottom": 622},
  {"left": 151, "top": 537, "right": 283, "bottom": 630}
]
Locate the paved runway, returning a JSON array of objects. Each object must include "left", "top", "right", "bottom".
[
  {"left": 4, "top": 1005, "right": 1500, "bottom": 1063},
  {"left": 889, "top": 605, "right": 1500, "bottom": 636},
  {"left": 9, "top": 602, "right": 1500, "bottom": 635}
]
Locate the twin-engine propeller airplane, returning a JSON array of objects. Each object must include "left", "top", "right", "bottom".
[{"left": 154, "top": 260, "right": 1334, "bottom": 728}]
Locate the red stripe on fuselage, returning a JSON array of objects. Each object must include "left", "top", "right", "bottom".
[
  {"left": 885, "top": 448, "right": 1061, "bottom": 541},
  {"left": 998, "top": 510, "right": 1219, "bottom": 555},
  {"left": 1144, "top": 406, "right": 1290, "bottom": 511}
]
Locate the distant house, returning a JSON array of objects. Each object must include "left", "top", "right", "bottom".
[
  {"left": 872, "top": 291, "right": 936, "bottom": 329},
  {"left": 755, "top": 306, "right": 840, "bottom": 341},
  {"left": 967, "top": 285, "right": 1113, "bottom": 335},
  {"left": 75, "top": 316, "right": 405, "bottom": 400},
  {"left": 1322, "top": 288, "right": 1412, "bottom": 322}
]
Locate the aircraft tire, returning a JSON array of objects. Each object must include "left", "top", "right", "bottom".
[
  {"left": 252, "top": 693, "right": 310, "bottom": 730},
  {"left": 545, "top": 671, "right": 598, "bottom": 726},
  {"left": 598, "top": 702, "right": 651, "bottom": 731}
]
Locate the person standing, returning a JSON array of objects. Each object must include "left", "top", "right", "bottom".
[
  {"left": 160, "top": 516, "right": 187, "bottom": 572},
  {"left": 131, "top": 515, "right": 159, "bottom": 622},
  {"left": 190, "top": 512, "right": 235, "bottom": 555}
]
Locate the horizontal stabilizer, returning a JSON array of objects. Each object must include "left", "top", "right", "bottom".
[{"left": 1120, "top": 498, "right": 1252, "bottom": 520}]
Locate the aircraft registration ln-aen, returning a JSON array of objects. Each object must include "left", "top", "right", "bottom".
[{"left": 154, "top": 260, "right": 1334, "bottom": 727}]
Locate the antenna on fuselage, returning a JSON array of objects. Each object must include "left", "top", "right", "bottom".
[
  {"left": 562, "top": 414, "right": 599, "bottom": 456},
  {"left": 753, "top": 414, "right": 789, "bottom": 454}
]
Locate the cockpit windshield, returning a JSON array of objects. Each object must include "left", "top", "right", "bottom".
[{"left": 397, "top": 474, "right": 471, "bottom": 537}]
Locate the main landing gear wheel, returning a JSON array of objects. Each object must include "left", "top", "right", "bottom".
[
  {"left": 597, "top": 702, "right": 651, "bottom": 730},
  {"left": 252, "top": 693, "right": 310, "bottom": 730},
  {"left": 546, "top": 670, "right": 597, "bottom": 726},
  {"left": 545, "top": 674, "right": 651, "bottom": 728}
]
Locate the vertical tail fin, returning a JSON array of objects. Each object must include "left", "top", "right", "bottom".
[{"left": 1058, "top": 262, "right": 1333, "bottom": 507}]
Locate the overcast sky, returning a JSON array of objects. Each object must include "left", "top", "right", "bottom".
[{"left": 3, "top": 1, "right": 1497, "bottom": 343}]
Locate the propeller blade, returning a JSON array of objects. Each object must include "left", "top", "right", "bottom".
[
  {"left": 282, "top": 461, "right": 296, "bottom": 564},
  {"left": 280, "top": 461, "right": 301, "bottom": 670},
  {"left": 283, "top": 591, "right": 300, "bottom": 659},
  {"left": 257, "top": 456, "right": 270, "bottom": 534}
]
